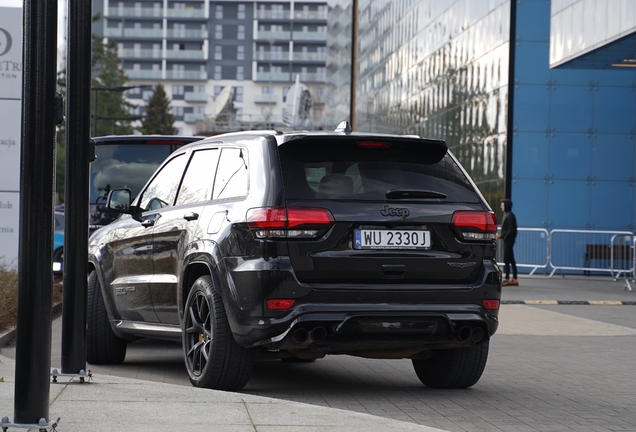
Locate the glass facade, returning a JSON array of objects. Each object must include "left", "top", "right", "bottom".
[{"left": 327, "top": 0, "right": 636, "bottom": 231}]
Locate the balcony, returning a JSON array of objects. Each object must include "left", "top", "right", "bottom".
[
  {"left": 255, "top": 10, "right": 291, "bottom": 20},
  {"left": 123, "top": 28, "right": 164, "bottom": 38},
  {"left": 297, "top": 72, "right": 326, "bottom": 83},
  {"left": 166, "top": 9, "right": 207, "bottom": 19},
  {"left": 184, "top": 92, "right": 208, "bottom": 103},
  {"left": 184, "top": 113, "right": 205, "bottom": 123},
  {"left": 107, "top": 7, "right": 163, "bottom": 18},
  {"left": 256, "top": 31, "right": 290, "bottom": 41},
  {"left": 292, "top": 10, "right": 328, "bottom": 20},
  {"left": 166, "top": 29, "right": 208, "bottom": 39},
  {"left": 292, "top": 52, "right": 327, "bottom": 62},
  {"left": 165, "top": 70, "right": 208, "bottom": 81},
  {"left": 165, "top": 49, "right": 207, "bottom": 60},
  {"left": 255, "top": 52, "right": 289, "bottom": 62},
  {"left": 126, "top": 70, "right": 163, "bottom": 80},
  {"left": 104, "top": 28, "right": 123, "bottom": 37},
  {"left": 292, "top": 31, "right": 327, "bottom": 42},
  {"left": 254, "top": 94, "right": 278, "bottom": 104},
  {"left": 118, "top": 49, "right": 162, "bottom": 59},
  {"left": 255, "top": 72, "right": 291, "bottom": 82}
]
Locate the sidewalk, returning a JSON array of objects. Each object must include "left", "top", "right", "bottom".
[{"left": 0, "top": 354, "right": 446, "bottom": 432}]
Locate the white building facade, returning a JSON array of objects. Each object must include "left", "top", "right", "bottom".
[{"left": 93, "top": 0, "right": 329, "bottom": 134}]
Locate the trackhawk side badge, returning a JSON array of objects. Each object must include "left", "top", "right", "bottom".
[
  {"left": 447, "top": 262, "right": 477, "bottom": 268},
  {"left": 380, "top": 205, "right": 410, "bottom": 218}
]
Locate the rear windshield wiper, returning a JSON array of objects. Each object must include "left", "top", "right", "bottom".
[{"left": 386, "top": 189, "right": 447, "bottom": 199}]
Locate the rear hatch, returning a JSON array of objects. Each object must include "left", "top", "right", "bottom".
[{"left": 269, "top": 136, "right": 496, "bottom": 285}]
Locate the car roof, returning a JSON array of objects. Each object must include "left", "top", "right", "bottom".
[{"left": 91, "top": 135, "right": 205, "bottom": 144}]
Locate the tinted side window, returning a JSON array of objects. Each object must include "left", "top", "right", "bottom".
[
  {"left": 213, "top": 148, "right": 249, "bottom": 200},
  {"left": 139, "top": 154, "right": 188, "bottom": 211},
  {"left": 176, "top": 149, "right": 220, "bottom": 205},
  {"left": 90, "top": 144, "right": 178, "bottom": 204}
]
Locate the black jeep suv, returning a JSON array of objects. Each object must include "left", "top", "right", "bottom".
[{"left": 87, "top": 123, "right": 501, "bottom": 391}]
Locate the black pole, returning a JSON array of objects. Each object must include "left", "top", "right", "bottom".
[
  {"left": 14, "top": 0, "right": 58, "bottom": 424},
  {"left": 350, "top": 0, "right": 358, "bottom": 129},
  {"left": 505, "top": 0, "right": 517, "bottom": 200},
  {"left": 61, "top": 0, "right": 92, "bottom": 375},
  {"left": 93, "top": 89, "right": 98, "bottom": 137}
]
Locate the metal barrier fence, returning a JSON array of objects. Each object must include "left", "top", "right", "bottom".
[
  {"left": 496, "top": 228, "right": 635, "bottom": 289},
  {"left": 496, "top": 228, "right": 550, "bottom": 275}
]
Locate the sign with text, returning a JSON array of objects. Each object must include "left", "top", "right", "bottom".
[{"left": 0, "top": 7, "right": 22, "bottom": 269}]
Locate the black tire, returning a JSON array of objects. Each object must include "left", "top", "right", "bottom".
[
  {"left": 281, "top": 356, "right": 316, "bottom": 363},
  {"left": 86, "top": 270, "right": 127, "bottom": 364},
  {"left": 412, "top": 342, "right": 489, "bottom": 389},
  {"left": 183, "top": 275, "right": 255, "bottom": 391}
]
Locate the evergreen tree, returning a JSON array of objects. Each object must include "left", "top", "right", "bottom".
[
  {"left": 140, "top": 84, "right": 178, "bottom": 135},
  {"left": 92, "top": 14, "right": 134, "bottom": 136}
]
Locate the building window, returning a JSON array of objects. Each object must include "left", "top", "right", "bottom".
[
  {"left": 193, "top": 106, "right": 205, "bottom": 114},
  {"left": 283, "top": 86, "right": 290, "bottom": 102},
  {"left": 235, "top": 107, "right": 243, "bottom": 121},
  {"left": 237, "top": 45, "right": 244, "bottom": 60},
  {"left": 237, "top": 4, "right": 246, "bottom": 19},
  {"left": 237, "top": 24, "right": 245, "bottom": 40},
  {"left": 194, "top": 85, "right": 205, "bottom": 93},
  {"left": 215, "top": 4, "right": 223, "bottom": 19},
  {"left": 129, "top": 86, "right": 141, "bottom": 95},
  {"left": 172, "top": 85, "right": 184, "bottom": 96},
  {"left": 262, "top": 86, "right": 273, "bottom": 94},
  {"left": 172, "top": 106, "right": 184, "bottom": 117},
  {"left": 214, "top": 65, "right": 222, "bottom": 80},
  {"left": 215, "top": 45, "right": 223, "bottom": 60},
  {"left": 236, "top": 65, "right": 244, "bottom": 80},
  {"left": 215, "top": 24, "right": 222, "bottom": 39},
  {"left": 234, "top": 86, "right": 243, "bottom": 102}
]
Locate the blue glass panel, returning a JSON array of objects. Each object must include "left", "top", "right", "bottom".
[
  {"left": 550, "top": 68, "right": 594, "bottom": 87},
  {"left": 593, "top": 87, "right": 636, "bottom": 134},
  {"left": 550, "top": 133, "right": 591, "bottom": 180},
  {"left": 515, "top": 41, "right": 551, "bottom": 85},
  {"left": 591, "top": 135, "right": 634, "bottom": 181},
  {"left": 548, "top": 180, "right": 590, "bottom": 228},
  {"left": 594, "top": 70, "right": 636, "bottom": 87},
  {"left": 512, "top": 132, "right": 549, "bottom": 179},
  {"left": 514, "top": 84, "right": 550, "bottom": 132},
  {"left": 511, "top": 179, "right": 548, "bottom": 227},
  {"left": 550, "top": 85, "right": 593, "bottom": 133},
  {"left": 516, "top": 0, "right": 550, "bottom": 42},
  {"left": 590, "top": 182, "right": 632, "bottom": 230}
]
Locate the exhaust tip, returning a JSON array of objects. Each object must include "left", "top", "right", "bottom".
[
  {"left": 457, "top": 326, "right": 472, "bottom": 342},
  {"left": 293, "top": 328, "right": 309, "bottom": 344},
  {"left": 470, "top": 327, "right": 485, "bottom": 343},
  {"left": 310, "top": 326, "right": 328, "bottom": 342}
]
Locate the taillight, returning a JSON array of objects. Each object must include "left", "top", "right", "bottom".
[
  {"left": 246, "top": 206, "right": 335, "bottom": 239},
  {"left": 483, "top": 299, "right": 500, "bottom": 310},
  {"left": 451, "top": 211, "right": 497, "bottom": 241},
  {"left": 267, "top": 299, "right": 296, "bottom": 310}
]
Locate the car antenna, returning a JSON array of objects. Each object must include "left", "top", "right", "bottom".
[{"left": 335, "top": 121, "right": 353, "bottom": 134}]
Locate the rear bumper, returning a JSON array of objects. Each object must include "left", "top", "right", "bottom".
[{"left": 223, "top": 258, "right": 501, "bottom": 355}]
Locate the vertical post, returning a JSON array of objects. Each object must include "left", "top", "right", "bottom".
[
  {"left": 14, "top": 0, "right": 58, "bottom": 424},
  {"left": 349, "top": 0, "right": 358, "bottom": 129},
  {"left": 61, "top": 0, "right": 92, "bottom": 374},
  {"left": 505, "top": 0, "right": 517, "bottom": 200}
]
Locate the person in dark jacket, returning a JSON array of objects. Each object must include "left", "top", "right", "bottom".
[{"left": 499, "top": 199, "right": 518, "bottom": 286}]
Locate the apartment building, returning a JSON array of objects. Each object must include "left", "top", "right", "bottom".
[{"left": 93, "top": 0, "right": 328, "bottom": 134}]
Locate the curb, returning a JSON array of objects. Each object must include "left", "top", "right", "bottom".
[
  {"left": 0, "top": 302, "right": 63, "bottom": 348},
  {"left": 502, "top": 300, "right": 636, "bottom": 305}
]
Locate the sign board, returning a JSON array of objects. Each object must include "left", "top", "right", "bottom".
[{"left": 0, "top": 7, "right": 22, "bottom": 269}]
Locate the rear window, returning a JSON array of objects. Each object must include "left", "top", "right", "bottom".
[
  {"left": 278, "top": 138, "right": 480, "bottom": 203},
  {"left": 90, "top": 144, "right": 181, "bottom": 204}
]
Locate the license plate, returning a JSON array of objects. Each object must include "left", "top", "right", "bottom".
[{"left": 354, "top": 229, "right": 431, "bottom": 250}]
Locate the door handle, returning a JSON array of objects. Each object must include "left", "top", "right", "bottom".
[{"left": 184, "top": 212, "right": 199, "bottom": 221}]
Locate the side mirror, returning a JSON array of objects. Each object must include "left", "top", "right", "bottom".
[{"left": 107, "top": 188, "right": 133, "bottom": 213}]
